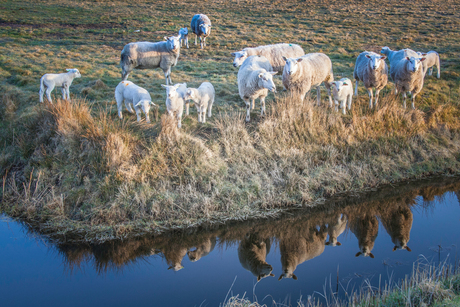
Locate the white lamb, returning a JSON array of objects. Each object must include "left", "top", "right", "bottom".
[
  {"left": 161, "top": 83, "right": 187, "bottom": 128},
  {"left": 330, "top": 78, "right": 353, "bottom": 114},
  {"left": 282, "top": 53, "right": 334, "bottom": 105},
  {"left": 416, "top": 51, "right": 440, "bottom": 78},
  {"left": 179, "top": 27, "right": 189, "bottom": 49},
  {"left": 390, "top": 56, "right": 426, "bottom": 109},
  {"left": 237, "top": 55, "right": 277, "bottom": 122},
  {"left": 39, "top": 69, "right": 81, "bottom": 103},
  {"left": 115, "top": 81, "right": 156, "bottom": 123},
  {"left": 183, "top": 82, "right": 215, "bottom": 123},
  {"left": 353, "top": 51, "right": 388, "bottom": 108}
]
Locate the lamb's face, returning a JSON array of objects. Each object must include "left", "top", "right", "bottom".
[
  {"left": 167, "top": 36, "right": 181, "bottom": 51},
  {"left": 67, "top": 68, "right": 81, "bottom": 78},
  {"left": 259, "top": 71, "right": 277, "bottom": 93},
  {"left": 135, "top": 99, "right": 156, "bottom": 123},
  {"left": 179, "top": 27, "right": 188, "bottom": 36},
  {"left": 406, "top": 56, "right": 425, "bottom": 73},
  {"left": 366, "top": 54, "right": 386, "bottom": 70},
  {"left": 380, "top": 46, "right": 390, "bottom": 55},
  {"left": 331, "top": 81, "right": 349, "bottom": 96},
  {"left": 231, "top": 51, "right": 248, "bottom": 67},
  {"left": 183, "top": 89, "right": 195, "bottom": 101},
  {"left": 199, "top": 24, "right": 211, "bottom": 35},
  {"left": 283, "top": 57, "right": 300, "bottom": 76},
  {"left": 162, "top": 84, "right": 181, "bottom": 100}
]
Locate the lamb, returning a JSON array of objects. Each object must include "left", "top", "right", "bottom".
[
  {"left": 39, "top": 69, "right": 81, "bottom": 103},
  {"left": 238, "top": 233, "right": 274, "bottom": 281},
  {"left": 416, "top": 51, "right": 440, "bottom": 78},
  {"left": 282, "top": 53, "right": 334, "bottom": 105},
  {"left": 237, "top": 55, "right": 277, "bottom": 122},
  {"left": 115, "top": 81, "right": 156, "bottom": 123},
  {"left": 120, "top": 35, "right": 181, "bottom": 85},
  {"left": 353, "top": 51, "right": 388, "bottom": 108},
  {"left": 390, "top": 56, "right": 426, "bottom": 109},
  {"left": 330, "top": 78, "right": 353, "bottom": 114},
  {"left": 183, "top": 82, "right": 215, "bottom": 123},
  {"left": 178, "top": 27, "right": 189, "bottom": 49},
  {"left": 231, "top": 43, "right": 305, "bottom": 73},
  {"left": 191, "top": 14, "right": 211, "bottom": 49},
  {"left": 161, "top": 83, "right": 187, "bottom": 128}
]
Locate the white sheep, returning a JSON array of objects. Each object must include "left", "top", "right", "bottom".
[
  {"left": 39, "top": 69, "right": 81, "bottom": 103},
  {"left": 416, "top": 51, "right": 440, "bottom": 78},
  {"left": 353, "top": 51, "right": 388, "bottom": 108},
  {"left": 330, "top": 78, "right": 353, "bottom": 114},
  {"left": 390, "top": 56, "right": 426, "bottom": 109},
  {"left": 120, "top": 35, "right": 181, "bottom": 85},
  {"left": 115, "top": 81, "right": 155, "bottom": 123},
  {"left": 179, "top": 27, "right": 189, "bottom": 49},
  {"left": 282, "top": 53, "right": 334, "bottom": 105},
  {"left": 161, "top": 83, "right": 187, "bottom": 128},
  {"left": 237, "top": 55, "right": 277, "bottom": 122},
  {"left": 183, "top": 82, "right": 215, "bottom": 123},
  {"left": 231, "top": 43, "right": 305, "bottom": 73},
  {"left": 191, "top": 14, "right": 211, "bottom": 49},
  {"left": 380, "top": 46, "right": 418, "bottom": 66}
]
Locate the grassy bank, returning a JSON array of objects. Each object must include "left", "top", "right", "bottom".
[{"left": 1, "top": 0, "right": 460, "bottom": 241}]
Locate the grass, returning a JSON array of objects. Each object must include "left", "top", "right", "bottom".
[{"left": 1, "top": 0, "right": 460, "bottom": 241}]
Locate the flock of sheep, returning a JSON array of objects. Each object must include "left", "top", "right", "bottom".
[{"left": 38, "top": 13, "right": 441, "bottom": 127}]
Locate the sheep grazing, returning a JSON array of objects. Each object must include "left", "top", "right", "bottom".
[
  {"left": 183, "top": 82, "right": 215, "bottom": 123},
  {"left": 380, "top": 205, "right": 413, "bottom": 252},
  {"left": 238, "top": 233, "right": 274, "bottom": 282},
  {"left": 187, "top": 237, "right": 217, "bottom": 262},
  {"left": 115, "top": 81, "right": 155, "bottom": 123},
  {"left": 330, "top": 78, "right": 353, "bottom": 114},
  {"left": 390, "top": 56, "right": 426, "bottom": 109},
  {"left": 161, "top": 83, "right": 187, "bottom": 128},
  {"left": 416, "top": 51, "right": 440, "bottom": 78},
  {"left": 178, "top": 27, "right": 189, "bottom": 49},
  {"left": 120, "top": 35, "right": 181, "bottom": 85},
  {"left": 349, "top": 213, "right": 379, "bottom": 258},
  {"left": 353, "top": 51, "right": 388, "bottom": 109},
  {"left": 237, "top": 55, "right": 277, "bottom": 122},
  {"left": 282, "top": 53, "right": 334, "bottom": 105},
  {"left": 231, "top": 43, "right": 305, "bottom": 73},
  {"left": 39, "top": 69, "right": 81, "bottom": 103},
  {"left": 325, "top": 213, "right": 348, "bottom": 247},
  {"left": 191, "top": 14, "right": 211, "bottom": 49}
]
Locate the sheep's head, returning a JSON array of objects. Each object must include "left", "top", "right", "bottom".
[
  {"left": 283, "top": 56, "right": 302, "bottom": 76},
  {"left": 392, "top": 238, "right": 412, "bottom": 252},
  {"left": 258, "top": 71, "right": 277, "bottom": 93},
  {"left": 179, "top": 27, "right": 188, "bottom": 35},
  {"left": 183, "top": 88, "right": 196, "bottom": 101},
  {"left": 278, "top": 270, "right": 298, "bottom": 281},
  {"left": 199, "top": 23, "right": 211, "bottom": 36},
  {"left": 365, "top": 54, "right": 386, "bottom": 70},
  {"left": 162, "top": 83, "right": 184, "bottom": 100},
  {"left": 355, "top": 247, "right": 375, "bottom": 258},
  {"left": 406, "top": 56, "right": 426, "bottom": 73},
  {"left": 165, "top": 35, "right": 181, "bottom": 51},
  {"left": 66, "top": 68, "right": 81, "bottom": 78},
  {"left": 231, "top": 50, "right": 248, "bottom": 67},
  {"left": 380, "top": 46, "right": 391, "bottom": 55},
  {"left": 134, "top": 99, "right": 156, "bottom": 123},
  {"left": 331, "top": 80, "right": 349, "bottom": 96}
]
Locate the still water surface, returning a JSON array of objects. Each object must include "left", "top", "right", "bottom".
[{"left": 1, "top": 179, "right": 460, "bottom": 306}]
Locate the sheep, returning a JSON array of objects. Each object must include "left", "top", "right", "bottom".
[
  {"left": 380, "top": 47, "right": 418, "bottom": 67},
  {"left": 330, "top": 78, "right": 354, "bottom": 114},
  {"left": 325, "top": 213, "right": 348, "bottom": 247},
  {"left": 191, "top": 14, "right": 211, "bottom": 49},
  {"left": 353, "top": 51, "right": 388, "bottom": 108},
  {"left": 183, "top": 82, "right": 215, "bottom": 123},
  {"left": 349, "top": 213, "right": 379, "bottom": 258},
  {"left": 115, "top": 81, "right": 156, "bottom": 123},
  {"left": 39, "top": 69, "right": 81, "bottom": 103},
  {"left": 282, "top": 53, "right": 334, "bottom": 106},
  {"left": 231, "top": 43, "right": 305, "bottom": 73},
  {"left": 390, "top": 56, "right": 426, "bottom": 109},
  {"left": 187, "top": 236, "right": 217, "bottom": 262},
  {"left": 161, "top": 83, "right": 187, "bottom": 128},
  {"left": 380, "top": 205, "right": 413, "bottom": 252},
  {"left": 416, "top": 51, "right": 440, "bottom": 78},
  {"left": 237, "top": 55, "right": 277, "bottom": 122},
  {"left": 238, "top": 233, "right": 274, "bottom": 281},
  {"left": 120, "top": 35, "right": 181, "bottom": 85},
  {"left": 178, "top": 27, "right": 189, "bottom": 49}
]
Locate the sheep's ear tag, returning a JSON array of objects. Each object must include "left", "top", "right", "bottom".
[
  {"left": 343, "top": 82, "right": 348, "bottom": 86},
  {"left": 66, "top": 69, "right": 71, "bottom": 71},
  {"left": 289, "top": 44, "right": 292, "bottom": 46}
]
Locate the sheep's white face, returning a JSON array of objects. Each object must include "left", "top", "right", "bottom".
[
  {"left": 199, "top": 24, "right": 211, "bottom": 35},
  {"left": 283, "top": 57, "right": 302, "bottom": 76},
  {"left": 331, "top": 80, "right": 349, "bottom": 96},
  {"left": 67, "top": 68, "right": 81, "bottom": 78},
  {"left": 365, "top": 54, "right": 386, "bottom": 70},
  {"left": 135, "top": 99, "right": 156, "bottom": 123},
  {"left": 259, "top": 71, "right": 277, "bottom": 92},
  {"left": 179, "top": 27, "right": 188, "bottom": 35},
  {"left": 278, "top": 270, "right": 298, "bottom": 281},
  {"left": 380, "top": 46, "right": 390, "bottom": 55},
  {"left": 406, "top": 56, "right": 425, "bottom": 73},
  {"left": 231, "top": 50, "right": 248, "bottom": 67},
  {"left": 166, "top": 36, "right": 181, "bottom": 51},
  {"left": 162, "top": 84, "right": 182, "bottom": 100}
]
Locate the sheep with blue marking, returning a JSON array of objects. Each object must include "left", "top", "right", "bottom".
[{"left": 191, "top": 14, "right": 212, "bottom": 49}]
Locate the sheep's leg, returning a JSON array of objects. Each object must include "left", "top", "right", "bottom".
[
  {"left": 117, "top": 99, "right": 124, "bottom": 119},
  {"left": 208, "top": 99, "right": 213, "bottom": 118},
  {"left": 374, "top": 89, "right": 380, "bottom": 108},
  {"left": 61, "top": 87, "right": 66, "bottom": 100},
  {"left": 145, "top": 111, "right": 151, "bottom": 123},
  {"left": 39, "top": 87, "right": 45, "bottom": 103},
  {"left": 428, "top": 67, "right": 433, "bottom": 76},
  {"left": 394, "top": 86, "right": 398, "bottom": 95},
  {"left": 177, "top": 114, "right": 182, "bottom": 128},
  {"left": 367, "top": 88, "right": 374, "bottom": 109},
  {"left": 63, "top": 84, "right": 70, "bottom": 100},
  {"left": 185, "top": 101, "right": 190, "bottom": 116},
  {"left": 437, "top": 65, "right": 440, "bottom": 79},
  {"left": 334, "top": 99, "right": 339, "bottom": 112},
  {"left": 354, "top": 80, "right": 358, "bottom": 96},
  {"left": 195, "top": 34, "right": 197, "bottom": 46},
  {"left": 316, "top": 86, "right": 321, "bottom": 106},
  {"left": 126, "top": 102, "right": 135, "bottom": 114},
  {"left": 251, "top": 99, "right": 255, "bottom": 110},
  {"left": 202, "top": 107, "right": 207, "bottom": 123},
  {"left": 341, "top": 100, "right": 346, "bottom": 115},
  {"left": 200, "top": 37, "right": 204, "bottom": 49},
  {"left": 186, "top": 37, "right": 189, "bottom": 49},
  {"left": 244, "top": 99, "right": 251, "bottom": 122},
  {"left": 411, "top": 92, "right": 416, "bottom": 110},
  {"left": 197, "top": 107, "right": 202, "bottom": 122},
  {"left": 402, "top": 92, "right": 407, "bottom": 109},
  {"left": 46, "top": 86, "right": 54, "bottom": 103},
  {"left": 164, "top": 68, "right": 172, "bottom": 85},
  {"left": 348, "top": 93, "right": 352, "bottom": 111},
  {"left": 260, "top": 96, "right": 266, "bottom": 117},
  {"left": 135, "top": 108, "right": 142, "bottom": 122},
  {"left": 326, "top": 85, "right": 333, "bottom": 107}
]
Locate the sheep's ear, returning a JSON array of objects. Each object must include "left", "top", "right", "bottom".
[
  {"left": 296, "top": 58, "right": 303, "bottom": 63},
  {"left": 231, "top": 52, "right": 236, "bottom": 56},
  {"left": 421, "top": 53, "right": 427, "bottom": 56},
  {"left": 292, "top": 274, "right": 298, "bottom": 280},
  {"left": 270, "top": 71, "right": 278, "bottom": 75},
  {"left": 369, "top": 253, "right": 375, "bottom": 259},
  {"left": 278, "top": 275, "right": 283, "bottom": 281},
  {"left": 420, "top": 57, "right": 426, "bottom": 62},
  {"left": 355, "top": 252, "right": 362, "bottom": 257},
  {"left": 135, "top": 101, "right": 142, "bottom": 108},
  {"left": 161, "top": 84, "right": 168, "bottom": 88},
  {"left": 405, "top": 246, "right": 412, "bottom": 252},
  {"left": 393, "top": 246, "right": 398, "bottom": 252},
  {"left": 164, "top": 36, "right": 168, "bottom": 41},
  {"left": 325, "top": 242, "right": 330, "bottom": 246},
  {"left": 282, "top": 56, "right": 287, "bottom": 61},
  {"left": 343, "top": 82, "right": 348, "bottom": 86},
  {"left": 365, "top": 54, "right": 371, "bottom": 59},
  {"left": 336, "top": 242, "right": 342, "bottom": 246},
  {"left": 270, "top": 273, "right": 275, "bottom": 277},
  {"left": 66, "top": 69, "right": 71, "bottom": 72},
  {"left": 149, "top": 101, "right": 156, "bottom": 106},
  {"left": 380, "top": 55, "right": 387, "bottom": 60}
]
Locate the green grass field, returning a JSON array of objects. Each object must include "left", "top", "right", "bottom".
[{"left": 1, "top": 0, "right": 460, "bottom": 241}]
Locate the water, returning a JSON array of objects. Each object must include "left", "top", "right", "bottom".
[{"left": 1, "top": 178, "right": 460, "bottom": 306}]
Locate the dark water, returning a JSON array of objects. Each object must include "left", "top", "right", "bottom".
[{"left": 1, "top": 178, "right": 460, "bottom": 307}]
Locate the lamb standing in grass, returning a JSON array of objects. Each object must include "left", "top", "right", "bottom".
[
  {"left": 120, "top": 35, "right": 181, "bottom": 85},
  {"left": 179, "top": 27, "right": 189, "bottom": 49},
  {"left": 183, "top": 82, "right": 215, "bottom": 123},
  {"left": 353, "top": 51, "right": 388, "bottom": 108},
  {"left": 191, "top": 14, "right": 211, "bottom": 49},
  {"left": 39, "top": 69, "right": 81, "bottom": 103},
  {"left": 237, "top": 55, "right": 277, "bottom": 122},
  {"left": 330, "top": 78, "right": 353, "bottom": 114},
  {"left": 416, "top": 51, "right": 440, "bottom": 78},
  {"left": 282, "top": 53, "right": 334, "bottom": 105},
  {"left": 390, "top": 56, "right": 426, "bottom": 109},
  {"left": 162, "top": 83, "right": 187, "bottom": 128},
  {"left": 115, "top": 81, "right": 156, "bottom": 123}
]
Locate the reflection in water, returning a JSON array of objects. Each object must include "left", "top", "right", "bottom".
[{"left": 50, "top": 177, "right": 460, "bottom": 280}]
